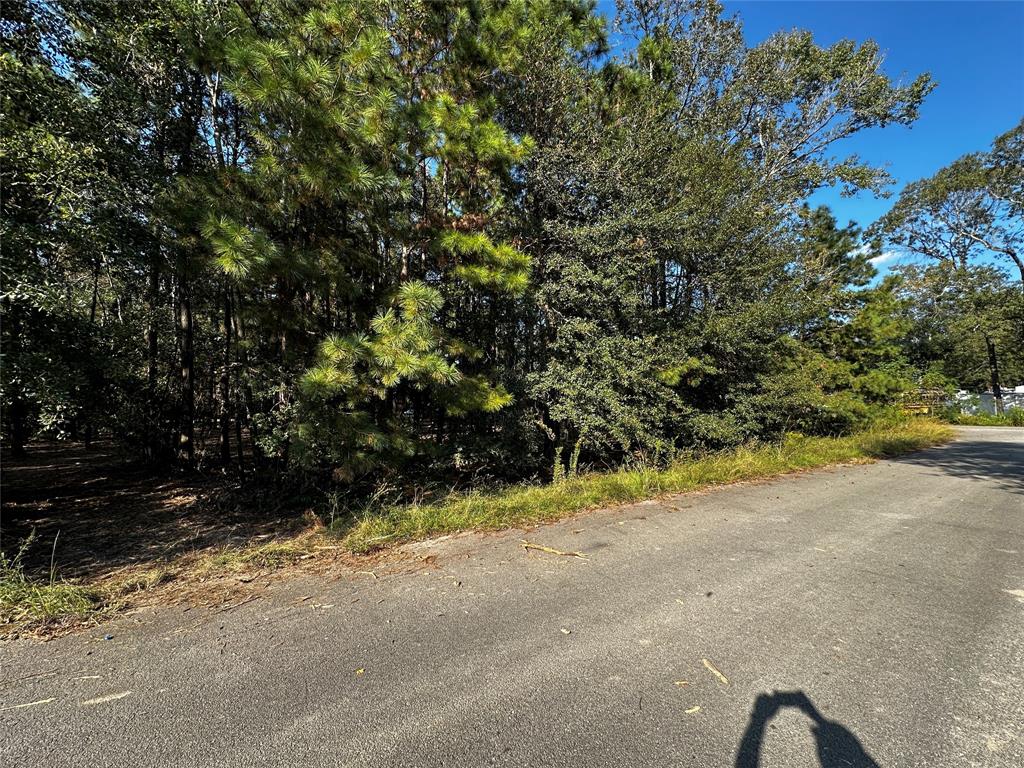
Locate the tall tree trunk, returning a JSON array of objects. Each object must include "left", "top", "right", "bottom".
[
  {"left": 173, "top": 72, "right": 203, "bottom": 467},
  {"left": 4, "top": 297, "right": 29, "bottom": 459},
  {"left": 231, "top": 288, "right": 260, "bottom": 471},
  {"left": 146, "top": 258, "right": 160, "bottom": 392},
  {"left": 218, "top": 287, "right": 232, "bottom": 465},
  {"left": 984, "top": 334, "right": 1004, "bottom": 415},
  {"left": 89, "top": 256, "right": 101, "bottom": 323},
  {"left": 658, "top": 257, "right": 667, "bottom": 310},
  {"left": 177, "top": 268, "right": 195, "bottom": 466},
  {"left": 146, "top": 248, "right": 161, "bottom": 458},
  {"left": 82, "top": 255, "right": 102, "bottom": 449},
  {"left": 144, "top": 125, "right": 167, "bottom": 459},
  {"left": 235, "top": 408, "right": 245, "bottom": 471},
  {"left": 7, "top": 396, "right": 29, "bottom": 460}
]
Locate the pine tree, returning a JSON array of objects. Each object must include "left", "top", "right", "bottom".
[{"left": 204, "top": 1, "right": 540, "bottom": 480}]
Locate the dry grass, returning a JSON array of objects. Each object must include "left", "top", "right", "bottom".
[
  {"left": 199, "top": 538, "right": 317, "bottom": 573},
  {"left": 1, "top": 533, "right": 330, "bottom": 638}
]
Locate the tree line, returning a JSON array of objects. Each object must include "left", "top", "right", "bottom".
[{"left": 3, "top": 0, "right": 1022, "bottom": 490}]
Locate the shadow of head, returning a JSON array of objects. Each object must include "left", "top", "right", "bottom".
[{"left": 735, "top": 691, "right": 881, "bottom": 768}]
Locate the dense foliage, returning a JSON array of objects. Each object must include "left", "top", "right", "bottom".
[
  {"left": 2, "top": 0, "right": 1018, "bottom": 491},
  {"left": 877, "top": 120, "right": 1024, "bottom": 412}
]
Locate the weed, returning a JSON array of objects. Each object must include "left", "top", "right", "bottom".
[{"left": 0, "top": 534, "right": 103, "bottom": 631}]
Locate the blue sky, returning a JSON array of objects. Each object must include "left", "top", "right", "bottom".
[{"left": 597, "top": 0, "right": 1024, "bottom": 272}]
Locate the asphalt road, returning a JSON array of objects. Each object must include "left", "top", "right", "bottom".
[{"left": 2, "top": 426, "right": 1022, "bottom": 767}]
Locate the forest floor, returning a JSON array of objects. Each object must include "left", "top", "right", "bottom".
[
  {"left": 1, "top": 421, "right": 954, "bottom": 639},
  {"left": 0, "top": 442, "right": 368, "bottom": 637},
  {"left": 2, "top": 442, "right": 306, "bottom": 579}
]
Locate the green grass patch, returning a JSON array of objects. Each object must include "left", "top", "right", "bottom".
[
  {"left": 945, "top": 410, "right": 1024, "bottom": 427},
  {"left": 339, "top": 420, "right": 954, "bottom": 553},
  {"left": 0, "top": 547, "right": 103, "bottom": 631}
]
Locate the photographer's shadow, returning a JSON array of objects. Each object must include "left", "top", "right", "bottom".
[{"left": 735, "top": 691, "right": 881, "bottom": 768}]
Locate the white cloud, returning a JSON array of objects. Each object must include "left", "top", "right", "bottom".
[{"left": 868, "top": 250, "right": 899, "bottom": 266}]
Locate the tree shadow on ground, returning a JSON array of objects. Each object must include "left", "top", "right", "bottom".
[
  {"left": 887, "top": 435, "right": 1024, "bottom": 496},
  {"left": 1, "top": 441, "right": 308, "bottom": 580},
  {"left": 735, "top": 691, "right": 881, "bottom": 768}
]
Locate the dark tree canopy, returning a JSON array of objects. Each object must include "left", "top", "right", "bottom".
[{"left": 3, "top": 0, "right": 1014, "bottom": 489}]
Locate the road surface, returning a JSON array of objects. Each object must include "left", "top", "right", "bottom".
[{"left": 2, "top": 426, "right": 1022, "bottom": 767}]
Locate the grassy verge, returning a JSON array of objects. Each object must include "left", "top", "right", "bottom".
[
  {"left": 945, "top": 411, "right": 1024, "bottom": 427},
  {"left": 339, "top": 420, "right": 954, "bottom": 553},
  {"left": 3, "top": 420, "right": 952, "bottom": 636}
]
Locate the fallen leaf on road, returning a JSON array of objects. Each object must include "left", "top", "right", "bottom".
[
  {"left": 520, "top": 540, "right": 588, "bottom": 559},
  {"left": 0, "top": 698, "right": 54, "bottom": 712},
  {"left": 675, "top": 599, "right": 685, "bottom": 606},
  {"left": 560, "top": 628, "right": 571, "bottom": 635},
  {"left": 702, "top": 658, "right": 729, "bottom": 686},
  {"left": 355, "top": 668, "right": 365, "bottom": 675},
  {"left": 685, "top": 706, "right": 701, "bottom": 714},
  {"left": 81, "top": 691, "right": 132, "bottom": 706}
]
